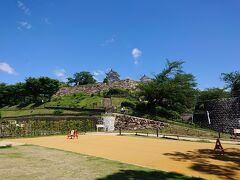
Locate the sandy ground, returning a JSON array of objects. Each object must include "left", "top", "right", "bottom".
[
  {"left": 86, "top": 132, "right": 240, "bottom": 145},
  {"left": 0, "top": 141, "right": 24, "bottom": 147},
  {"left": 10, "top": 135, "right": 240, "bottom": 180}
]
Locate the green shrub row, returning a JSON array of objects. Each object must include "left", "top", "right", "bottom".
[{"left": 0, "top": 119, "right": 95, "bottom": 138}]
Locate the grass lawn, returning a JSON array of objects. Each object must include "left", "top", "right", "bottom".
[
  {"left": 0, "top": 145, "right": 202, "bottom": 180},
  {"left": 116, "top": 122, "right": 233, "bottom": 141},
  {"left": 111, "top": 97, "right": 128, "bottom": 108},
  {"left": 0, "top": 95, "right": 129, "bottom": 118},
  {"left": 0, "top": 109, "right": 80, "bottom": 118},
  {"left": 47, "top": 95, "right": 104, "bottom": 109}
]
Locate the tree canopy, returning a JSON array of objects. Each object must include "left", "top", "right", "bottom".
[
  {"left": 197, "top": 88, "right": 230, "bottom": 102},
  {"left": 221, "top": 71, "right": 240, "bottom": 97},
  {"left": 67, "top": 72, "right": 96, "bottom": 86},
  {"left": 0, "top": 77, "right": 60, "bottom": 107},
  {"left": 137, "top": 60, "right": 197, "bottom": 118},
  {"left": 26, "top": 77, "right": 60, "bottom": 101}
]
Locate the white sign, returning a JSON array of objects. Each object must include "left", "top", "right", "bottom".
[
  {"left": 234, "top": 129, "right": 240, "bottom": 134},
  {"left": 207, "top": 111, "right": 211, "bottom": 125}
]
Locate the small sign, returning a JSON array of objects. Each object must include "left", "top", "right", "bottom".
[
  {"left": 234, "top": 129, "right": 240, "bottom": 134},
  {"left": 214, "top": 138, "right": 224, "bottom": 155}
]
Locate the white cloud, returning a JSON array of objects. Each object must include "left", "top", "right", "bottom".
[
  {"left": 0, "top": 62, "right": 17, "bottom": 75},
  {"left": 17, "top": 1, "right": 31, "bottom": 15},
  {"left": 106, "top": 67, "right": 111, "bottom": 72},
  {"left": 42, "top": 17, "right": 51, "bottom": 25},
  {"left": 93, "top": 70, "right": 104, "bottom": 76},
  {"left": 132, "top": 48, "right": 142, "bottom": 65},
  {"left": 18, "top": 21, "right": 32, "bottom": 30},
  {"left": 101, "top": 35, "right": 116, "bottom": 46},
  {"left": 54, "top": 68, "right": 67, "bottom": 82},
  {"left": 93, "top": 70, "right": 105, "bottom": 82},
  {"left": 54, "top": 69, "right": 66, "bottom": 77}
]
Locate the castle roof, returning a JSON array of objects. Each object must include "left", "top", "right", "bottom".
[{"left": 140, "top": 75, "right": 151, "bottom": 82}]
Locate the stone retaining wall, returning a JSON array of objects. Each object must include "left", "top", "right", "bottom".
[
  {"left": 55, "top": 79, "right": 139, "bottom": 96},
  {"left": 114, "top": 114, "right": 168, "bottom": 130},
  {"left": 193, "top": 97, "right": 240, "bottom": 133}
]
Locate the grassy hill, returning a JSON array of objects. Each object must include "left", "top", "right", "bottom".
[{"left": 0, "top": 92, "right": 129, "bottom": 118}]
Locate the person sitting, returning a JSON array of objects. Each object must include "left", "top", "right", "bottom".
[
  {"left": 67, "top": 130, "right": 71, "bottom": 139},
  {"left": 74, "top": 129, "right": 79, "bottom": 139},
  {"left": 70, "top": 129, "right": 75, "bottom": 139}
]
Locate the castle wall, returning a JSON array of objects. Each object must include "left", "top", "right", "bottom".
[
  {"left": 55, "top": 79, "right": 139, "bottom": 96},
  {"left": 114, "top": 114, "right": 168, "bottom": 130},
  {"left": 193, "top": 97, "right": 240, "bottom": 133}
]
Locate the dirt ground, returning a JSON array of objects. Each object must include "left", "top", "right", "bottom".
[{"left": 10, "top": 135, "right": 240, "bottom": 180}]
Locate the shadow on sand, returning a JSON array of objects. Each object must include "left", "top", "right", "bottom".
[
  {"left": 164, "top": 148, "right": 240, "bottom": 180},
  {"left": 97, "top": 170, "right": 203, "bottom": 180}
]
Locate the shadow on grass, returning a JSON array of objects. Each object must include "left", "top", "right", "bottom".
[
  {"left": 97, "top": 170, "right": 203, "bottom": 180},
  {"left": 16, "top": 102, "right": 44, "bottom": 109},
  {"left": 164, "top": 148, "right": 240, "bottom": 180},
  {"left": 0, "top": 144, "right": 12, "bottom": 149},
  {"left": 17, "top": 102, "right": 31, "bottom": 109}
]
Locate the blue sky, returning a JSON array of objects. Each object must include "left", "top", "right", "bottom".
[{"left": 0, "top": 0, "right": 239, "bottom": 89}]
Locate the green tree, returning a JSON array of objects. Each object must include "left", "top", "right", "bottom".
[
  {"left": 10, "top": 83, "right": 26, "bottom": 104},
  {"left": 67, "top": 72, "right": 96, "bottom": 86},
  {"left": 0, "top": 83, "right": 8, "bottom": 106},
  {"left": 137, "top": 60, "right": 197, "bottom": 118},
  {"left": 59, "top": 81, "right": 69, "bottom": 88},
  {"left": 38, "top": 77, "right": 60, "bottom": 101},
  {"left": 198, "top": 88, "right": 230, "bottom": 102},
  {"left": 221, "top": 71, "right": 240, "bottom": 97},
  {"left": 0, "top": 77, "right": 60, "bottom": 107},
  {"left": 26, "top": 77, "right": 60, "bottom": 102},
  {"left": 25, "top": 77, "right": 41, "bottom": 102},
  {"left": 195, "top": 88, "right": 230, "bottom": 111},
  {"left": 103, "top": 77, "right": 109, "bottom": 83}
]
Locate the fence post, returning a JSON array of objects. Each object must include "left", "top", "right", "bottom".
[
  {"left": 119, "top": 128, "right": 122, "bottom": 135},
  {"left": 157, "top": 128, "right": 159, "bottom": 137},
  {"left": 0, "top": 120, "right": 2, "bottom": 138}
]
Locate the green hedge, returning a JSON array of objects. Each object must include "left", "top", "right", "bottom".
[{"left": 0, "top": 119, "right": 95, "bottom": 138}]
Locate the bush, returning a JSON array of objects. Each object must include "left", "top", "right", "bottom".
[
  {"left": 0, "top": 119, "right": 95, "bottom": 137},
  {"left": 103, "top": 88, "right": 129, "bottom": 97},
  {"left": 121, "top": 101, "right": 135, "bottom": 109},
  {"left": 135, "top": 102, "right": 156, "bottom": 115},
  {"left": 156, "top": 106, "right": 180, "bottom": 119},
  {"left": 53, "top": 109, "right": 64, "bottom": 115},
  {"left": 51, "top": 96, "right": 62, "bottom": 102},
  {"left": 72, "top": 92, "right": 86, "bottom": 98}
]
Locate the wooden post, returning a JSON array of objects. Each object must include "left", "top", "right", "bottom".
[
  {"left": 0, "top": 120, "right": 2, "bottom": 138},
  {"left": 157, "top": 128, "right": 159, "bottom": 137},
  {"left": 218, "top": 123, "right": 222, "bottom": 138},
  {"left": 119, "top": 128, "right": 122, "bottom": 135}
]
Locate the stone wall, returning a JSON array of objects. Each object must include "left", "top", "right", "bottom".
[
  {"left": 114, "top": 114, "right": 168, "bottom": 130},
  {"left": 193, "top": 97, "right": 240, "bottom": 133},
  {"left": 55, "top": 79, "right": 139, "bottom": 97}
]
